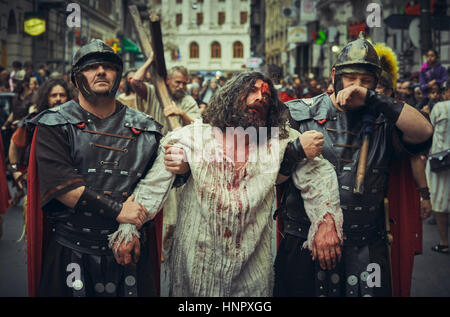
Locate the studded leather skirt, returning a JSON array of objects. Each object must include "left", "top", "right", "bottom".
[
  {"left": 38, "top": 234, "right": 156, "bottom": 297},
  {"left": 274, "top": 233, "right": 392, "bottom": 297}
]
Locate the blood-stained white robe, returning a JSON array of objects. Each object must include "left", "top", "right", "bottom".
[{"left": 127, "top": 120, "right": 342, "bottom": 297}]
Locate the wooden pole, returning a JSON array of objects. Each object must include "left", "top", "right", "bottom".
[{"left": 128, "top": 5, "right": 181, "bottom": 130}]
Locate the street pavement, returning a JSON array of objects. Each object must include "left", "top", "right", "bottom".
[{"left": 0, "top": 183, "right": 449, "bottom": 297}]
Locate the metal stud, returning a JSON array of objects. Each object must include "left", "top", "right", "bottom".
[
  {"left": 105, "top": 282, "right": 116, "bottom": 294},
  {"left": 360, "top": 271, "right": 369, "bottom": 282},
  {"left": 317, "top": 271, "right": 326, "bottom": 281},
  {"left": 125, "top": 275, "right": 136, "bottom": 287},
  {"left": 73, "top": 280, "right": 83, "bottom": 291},
  {"left": 331, "top": 273, "right": 340, "bottom": 284},
  {"left": 347, "top": 275, "right": 358, "bottom": 286},
  {"left": 95, "top": 283, "right": 105, "bottom": 294}
]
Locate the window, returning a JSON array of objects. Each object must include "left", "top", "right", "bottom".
[
  {"left": 190, "top": 42, "right": 199, "bottom": 58},
  {"left": 233, "top": 41, "right": 243, "bottom": 58},
  {"left": 197, "top": 13, "right": 203, "bottom": 25},
  {"left": 7, "top": 10, "right": 16, "bottom": 34},
  {"left": 98, "top": 0, "right": 111, "bottom": 14},
  {"left": 240, "top": 11, "right": 248, "bottom": 24},
  {"left": 218, "top": 12, "right": 225, "bottom": 25},
  {"left": 176, "top": 13, "right": 182, "bottom": 26},
  {"left": 211, "top": 42, "right": 221, "bottom": 58}
]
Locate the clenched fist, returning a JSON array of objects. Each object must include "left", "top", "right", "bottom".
[
  {"left": 312, "top": 214, "right": 342, "bottom": 270},
  {"left": 299, "top": 130, "right": 324, "bottom": 159},
  {"left": 164, "top": 145, "right": 190, "bottom": 174},
  {"left": 113, "top": 235, "right": 140, "bottom": 267},
  {"left": 335, "top": 86, "right": 368, "bottom": 110}
]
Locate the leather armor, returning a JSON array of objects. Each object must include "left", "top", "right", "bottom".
[
  {"left": 281, "top": 93, "right": 399, "bottom": 246},
  {"left": 29, "top": 100, "right": 162, "bottom": 254}
]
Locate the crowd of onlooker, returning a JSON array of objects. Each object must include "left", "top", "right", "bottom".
[{"left": 1, "top": 50, "right": 449, "bottom": 248}]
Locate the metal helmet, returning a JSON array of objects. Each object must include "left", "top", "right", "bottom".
[
  {"left": 334, "top": 32, "right": 381, "bottom": 78},
  {"left": 71, "top": 39, "right": 123, "bottom": 101}
]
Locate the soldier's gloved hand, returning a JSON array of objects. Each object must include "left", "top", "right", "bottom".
[
  {"left": 312, "top": 214, "right": 342, "bottom": 270},
  {"left": 116, "top": 194, "right": 148, "bottom": 229},
  {"left": 299, "top": 130, "right": 324, "bottom": 159},
  {"left": 164, "top": 144, "right": 190, "bottom": 174},
  {"left": 113, "top": 235, "right": 141, "bottom": 267}
]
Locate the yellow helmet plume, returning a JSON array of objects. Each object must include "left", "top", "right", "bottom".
[{"left": 374, "top": 42, "right": 399, "bottom": 90}]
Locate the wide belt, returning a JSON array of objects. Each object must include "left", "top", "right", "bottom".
[
  {"left": 53, "top": 222, "right": 117, "bottom": 255},
  {"left": 283, "top": 218, "right": 386, "bottom": 246}
]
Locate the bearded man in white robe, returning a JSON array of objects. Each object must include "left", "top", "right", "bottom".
[{"left": 109, "top": 72, "right": 343, "bottom": 297}]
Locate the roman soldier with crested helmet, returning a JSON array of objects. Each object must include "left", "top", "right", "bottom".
[{"left": 274, "top": 33, "right": 433, "bottom": 297}]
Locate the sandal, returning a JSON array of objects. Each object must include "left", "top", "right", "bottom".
[{"left": 431, "top": 244, "right": 449, "bottom": 254}]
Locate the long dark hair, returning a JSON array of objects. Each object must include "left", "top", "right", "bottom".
[
  {"left": 202, "top": 71, "right": 289, "bottom": 139},
  {"left": 36, "top": 78, "right": 73, "bottom": 113}
]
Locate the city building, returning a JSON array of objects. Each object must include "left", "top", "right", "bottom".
[
  {"left": 153, "top": 0, "right": 251, "bottom": 77},
  {"left": 0, "top": 0, "right": 125, "bottom": 74}
]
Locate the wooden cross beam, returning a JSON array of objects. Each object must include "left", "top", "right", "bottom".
[{"left": 128, "top": 5, "right": 181, "bottom": 130}]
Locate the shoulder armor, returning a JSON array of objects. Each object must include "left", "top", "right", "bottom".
[
  {"left": 123, "top": 105, "right": 163, "bottom": 135},
  {"left": 27, "top": 100, "right": 83, "bottom": 126},
  {"left": 286, "top": 93, "right": 332, "bottom": 122}
]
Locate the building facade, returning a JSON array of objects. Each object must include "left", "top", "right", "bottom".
[
  {"left": 263, "top": 0, "right": 449, "bottom": 79},
  {"left": 153, "top": 0, "right": 251, "bottom": 76},
  {"left": 0, "top": 0, "right": 125, "bottom": 74}
]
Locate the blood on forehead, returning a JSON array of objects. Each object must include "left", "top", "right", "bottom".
[{"left": 259, "top": 82, "right": 271, "bottom": 96}]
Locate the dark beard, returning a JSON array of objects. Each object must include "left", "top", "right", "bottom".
[
  {"left": 229, "top": 103, "right": 267, "bottom": 130},
  {"left": 227, "top": 103, "right": 270, "bottom": 144}
]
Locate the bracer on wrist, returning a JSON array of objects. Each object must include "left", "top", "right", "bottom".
[
  {"left": 279, "top": 138, "right": 307, "bottom": 176},
  {"left": 74, "top": 187, "right": 123, "bottom": 221}
]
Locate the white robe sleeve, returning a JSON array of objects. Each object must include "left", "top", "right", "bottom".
[
  {"left": 291, "top": 156, "right": 343, "bottom": 250},
  {"left": 108, "top": 132, "right": 183, "bottom": 252}
]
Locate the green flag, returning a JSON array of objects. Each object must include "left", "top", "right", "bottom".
[{"left": 122, "top": 37, "right": 140, "bottom": 53}]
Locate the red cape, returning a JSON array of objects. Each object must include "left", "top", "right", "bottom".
[
  {"left": 388, "top": 158, "right": 422, "bottom": 297},
  {"left": 0, "top": 133, "right": 10, "bottom": 215},
  {"left": 26, "top": 128, "right": 163, "bottom": 297},
  {"left": 26, "top": 128, "right": 49, "bottom": 297},
  {"left": 275, "top": 158, "right": 421, "bottom": 297}
]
